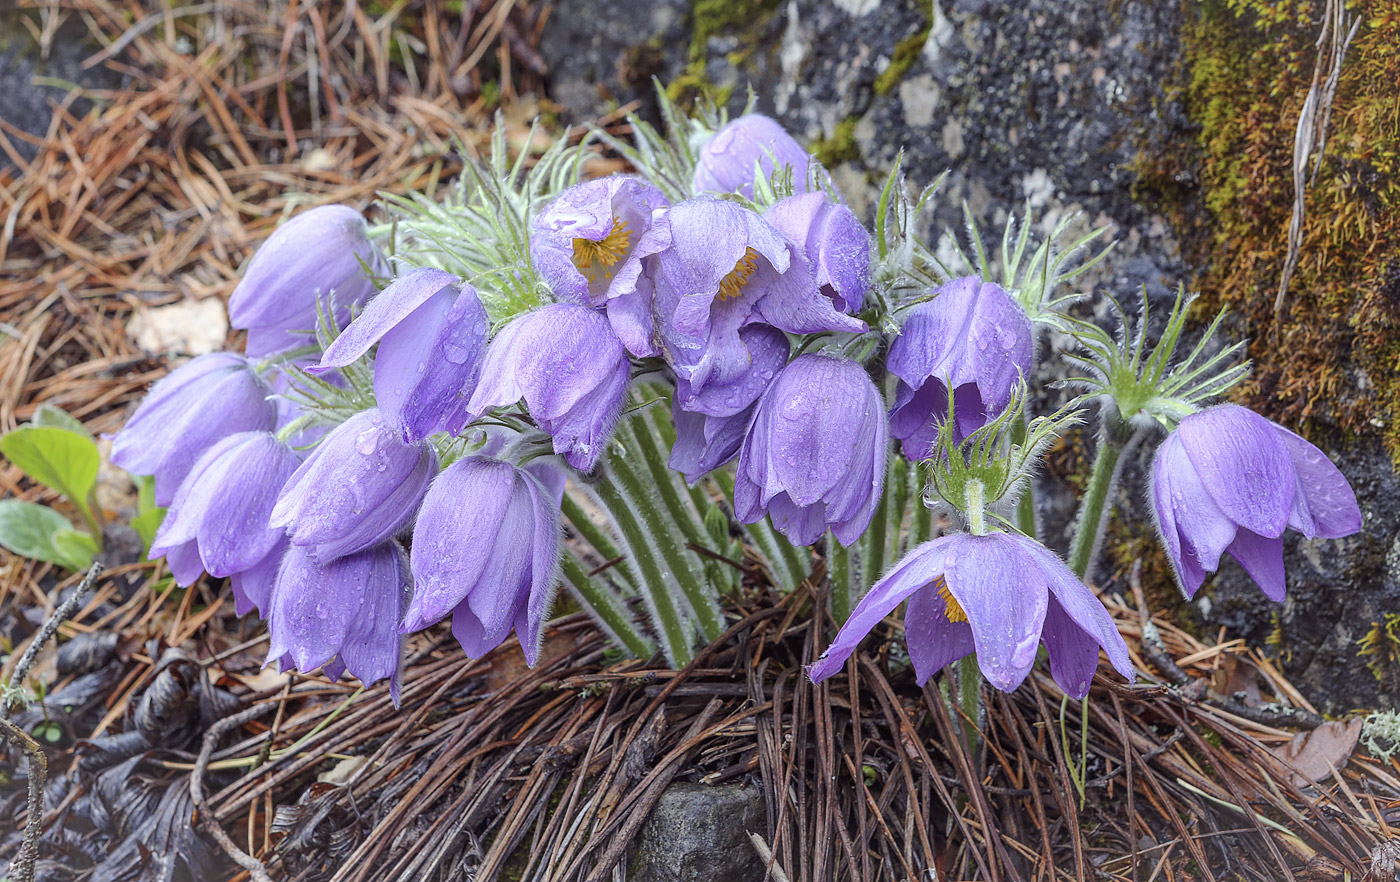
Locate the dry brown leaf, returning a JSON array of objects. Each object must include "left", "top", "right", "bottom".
[{"left": 1270, "top": 718, "right": 1364, "bottom": 786}]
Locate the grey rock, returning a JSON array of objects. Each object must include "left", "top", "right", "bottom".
[
  {"left": 0, "top": 8, "right": 118, "bottom": 167},
  {"left": 629, "top": 782, "right": 766, "bottom": 882}
]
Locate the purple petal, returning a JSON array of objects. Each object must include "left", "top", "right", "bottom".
[
  {"left": 337, "top": 542, "right": 409, "bottom": 704},
  {"left": 152, "top": 369, "right": 278, "bottom": 506},
  {"left": 1039, "top": 597, "right": 1104, "bottom": 700},
  {"left": 1225, "top": 528, "right": 1287, "bottom": 601},
  {"left": 1012, "top": 533, "right": 1133, "bottom": 685},
  {"left": 1270, "top": 422, "right": 1362, "bottom": 539},
  {"left": 163, "top": 538, "right": 205, "bottom": 587},
  {"left": 111, "top": 353, "right": 248, "bottom": 476},
  {"left": 942, "top": 533, "right": 1048, "bottom": 692},
  {"left": 266, "top": 545, "right": 362, "bottom": 672},
  {"left": 520, "top": 472, "right": 562, "bottom": 667},
  {"left": 903, "top": 580, "right": 976, "bottom": 685},
  {"left": 316, "top": 268, "right": 460, "bottom": 370},
  {"left": 1150, "top": 431, "right": 1238, "bottom": 598},
  {"left": 1177, "top": 404, "right": 1294, "bottom": 539},
  {"left": 808, "top": 538, "right": 951, "bottom": 683},
  {"left": 230, "top": 538, "right": 286, "bottom": 618}
]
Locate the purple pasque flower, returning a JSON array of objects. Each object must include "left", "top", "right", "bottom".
[
  {"left": 230, "top": 537, "right": 288, "bottom": 618},
  {"left": 468, "top": 303, "right": 629, "bottom": 472},
  {"left": 887, "top": 276, "right": 1034, "bottom": 461},
  {"left": 809, "top": 531, "right": 1134, "bottom": 698},
  {"left": 693, "top": 114, "right": 828, "bottom": 199},
  {"left": 1150, "top": 403, "right": 1361, "bottom": 601},
  {"left": 669, "top": 325, "right": 789, "bottom": 484},
  {"left": 732, "top": 354, "right": 887, "bottom": 546},
  {"left": 764, "top": 192, "right": 870, "bottom": 313},
  {"left": 149, "top": 431, "right": 299, "bottom": 586},
  {"left": 110, "top": 353, "right": 278, "bottom": 506},
  {"left": 229, "top": 205, "right": 387, "bottom": 357},
  {"left": 270, "top": 408, "right": 436, "bottom": 562},
  {"left": 266, "top": 541, "right": 408, "bottom": 702},
  {"left": 402, "top": 456, "right": 560, "bottom": 664},
  {"left": 314, "top": 268, "right": 488, "bottom": 441},
  {"left": 652, "top": 197, "right": 864, "bottom": 395},
  {"left": 531, "top": 177, "right": 670, "bottom": 357}
]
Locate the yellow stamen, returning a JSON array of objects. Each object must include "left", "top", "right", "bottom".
[
  {"left": 717, "top": 247, "right": 761, "bottom": 301},
  {"left": 935, "top": 576, "right": 967, "bottom": 624},
  {"left": 571, "top": 217, "right": 631, "bottom": 272}
]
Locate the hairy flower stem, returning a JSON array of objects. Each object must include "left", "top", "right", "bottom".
[
  {"left": 593, "top": 468, "right": 694, "bottom": 666},
  {"left": 1013, "top": 415, "right": 1038, "bottom": 539},
  {"left": 829, "top": 535, "right": 853, "bottom": 623},
  {"left": 559, "top": 495, "right": 633, "bottom": 590},
  {"left": 559, "top": 551, "right": 655, "bottom": 658},
  {"left": 1066, "top": 420, "right": 1134, "bottom": 581},
  {"left": 957, "top": 653, "right": 984, "bottom": 758},
  {"left": 613, "top": 417, "right": 722, "bottom": 638},
  {"left": 714, "top": 468, "right": 808, "bottom": 590}
]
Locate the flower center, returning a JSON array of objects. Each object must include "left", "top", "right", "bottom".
[
  {"left": 717, "top": 247, "right": 760, "bottom": 302},
  {"left": 571, "top": 217, "right": 631, "bottom": 273},
  {"left": 935, "top": 576, "right": 967, "bottom": 624}
]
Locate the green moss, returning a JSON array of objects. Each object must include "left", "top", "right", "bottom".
[
  {"left": 1151, "top": 0, "right": 1400, "bottom": 461},
  {"left": 1358, "top": 612, "right": 1400, "bottom": 684},
  {"left": 874, "top": 1, "right": 933, "bottom": 96},
  {"left": 809, "top": 116, "right": 861, "bottom": 167},
  {"left": 689, "top": 0, "right": 784, "bottom": 64}
]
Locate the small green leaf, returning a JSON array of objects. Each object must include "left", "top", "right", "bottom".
[
  {"left": 51, "top": 528, "right": 98, "bottom": 571},
  {"left": 0, "top": 426, "right": 100, "bottom": 523},
  {"left": 0, "top": 500, "right": 77, "bottom": 568},
  {"left": 31, "top": 404, "right": 94, "bottom": 441},
  {"left": 131, "top": 506, "right": 166, "bottom": 555},
  {"left": 135, "top": 474, "right": 158, "bottom": 515}
]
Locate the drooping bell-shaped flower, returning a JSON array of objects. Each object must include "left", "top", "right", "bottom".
[
  {"left": 764, "top": 192, "right": 870, "bottom": 314},
  {"left": 733, "top": 354, "right": 887, "bottom": 546},
  {"left": 531, "top": 177, "right": 670, "bottom": 357},
  {"left": 468, "top": 303, "right": 630, "bottom": 471},
  {"left": 230, "top": 537, "right": 288, "bottom": 618},
  {"left": 887, "top": 276, "right": 1034, "bottom": 461},
  {"left": 149, "top": 431, "right": 299, "bottom": 586},
  {"left": 693, "top": 114, "right": 827, "bottom": 199},
  {"left": 111, "top": 353, "right": 278, "bottom": 506},
  {"left": 314, "top": 268, "right": 488, "bottom": 441},
  {"left": 652, "top": 198, "right": 865, "bottom": 396},
  {"left": 266, "top": 541, "right": 408, "bottom": 702},
  {"left": 1150, "top": 403, "right": 1361, "bottom": 601},
  {"left": 668, "top": 325, "right": 789, "bottom": 483},
  {"left": 402, "top": 456, "right": 561, "bottom": 664},
  {"left": 229, "top": 205, "right": 387, "bottom": 357},
  {"left": 809, "top": 531, "right": 1134, "bottom": 698},
  {"left": 270, "top": 408, "right": 436, "bottom": 562}
]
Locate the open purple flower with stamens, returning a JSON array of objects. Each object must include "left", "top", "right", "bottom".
[
  {"left": 733, "top": 354, "right": 887, "bottom": 546},
  {"left": 266, "top": 541, "right": 408, "bottom": 703},
  {"left": 1150, "top": 404, "right": 1361, "bottom": 601},
  {"left": 765, "top": 192, "right": 870, "bottom": 314},
  {"left": 887, "top": 276, "right": 1034, "bottom": 461},
  {"left": 403, "top": 456, "right": 560, "bottom": 664},
  {"left": 652, "top": 198, "right": 864, "bottom": 395},
  {"left": 314, "top": 267, "right": 488, "bottom": 441},
  {"left": 150, "top": 431, "right": 299, "bottom": 591},
  {"left": 669, "top": 325, "right": 789, "bottom": 483},
  {"left": 111, "top": 353, "right": 278, "bottom": 506},
  {"left": 270, "top": 408, "right": 436, "bottom": 562},
  {"left": 468, "top": 303, "right": 629, "bottom": 471},
  {"left": 809, "top": 531, "right": 1134, "bottom": 698},
  {"left": 693, "top": 114, "right": 828, "bottom": 199},
  {"left": 229, "top": 205, "right": 387, "bottom": 357},
  {"left": 531, "top": 177, "right": 670, "bottom": 357}
]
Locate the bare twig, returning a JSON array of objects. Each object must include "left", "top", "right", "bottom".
[
  {"left": 190, "top": 702, "right": 278, "bottom": 882},
  {"left": 3, "top": 562, "right": 104, "bottom": 716}
]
